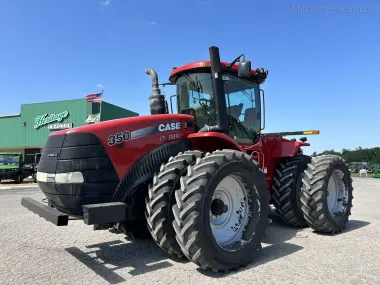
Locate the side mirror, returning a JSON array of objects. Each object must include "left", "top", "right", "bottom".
[
  {"left": 238, "top": 60, "right": 251, "bottom": 78},
  {"left": 260, "top": 89, "right": 265, "bottom": 130}
]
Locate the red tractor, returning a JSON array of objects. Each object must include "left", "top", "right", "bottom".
[{"left": 21, "top": 46, "right": 353, "bottom": 273}]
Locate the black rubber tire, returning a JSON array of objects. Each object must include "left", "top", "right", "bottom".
[
  {"left": 114, "top": 182, "right": 152, "bottom": 239},
  {"left": 172, "top": 149, "right": 268, "bottom": 272},
  {"left": 272, "top": 155, "right": 311, "bottom": 227},
  {"left": 15, "top": 174, "right": 21, "bottom": 184},
  {"left": 300, "top": 155, "right": 354, "bottom": 233},
  {"left": 145, "top": 150, "right": 204, "bottom": 258},
  {"left": 114, "top": 220, "right": 152, "bottom": 239}
]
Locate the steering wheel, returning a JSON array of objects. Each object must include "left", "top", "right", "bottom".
[
  {"left": 199, "top": 98, "right": 211, "bottom": 107},
  {"left": 228, "top": 114, "right": 241, "bottom": 125}
]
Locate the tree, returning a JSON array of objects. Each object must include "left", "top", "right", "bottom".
[{"left": 313, "top": 146, "right": 380, "bottom": 164}]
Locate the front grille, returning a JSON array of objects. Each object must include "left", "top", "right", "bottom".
[
  {"left": 40, "top": 132, "right": 117, "bottom": 178},
  {"left": 37, "top": 132, "right": 120, "bottom": 216}
]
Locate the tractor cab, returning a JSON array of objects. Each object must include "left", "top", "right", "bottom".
[{"left": 169, "top": 47, "right": 268, "bottom": 145}]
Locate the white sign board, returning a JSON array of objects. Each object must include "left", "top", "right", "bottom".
[{"left": 48, "top": 123, "right": 73, "bottom": 130}]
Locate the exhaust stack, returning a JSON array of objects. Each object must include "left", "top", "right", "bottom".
[{"left": 145, "top": 68, "right": 167, "bottom": 115}]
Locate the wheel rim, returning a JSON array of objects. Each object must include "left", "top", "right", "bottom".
[
  {"left": 327, "top": 169, "right": 349, "bottom": 217},
  {"left": 209, "top": 174, "right": 252, "bottom": 251}
]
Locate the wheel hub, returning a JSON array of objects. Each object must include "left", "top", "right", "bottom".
[{"left": 211, "top": 198, "right": 228, "bottom": 216}]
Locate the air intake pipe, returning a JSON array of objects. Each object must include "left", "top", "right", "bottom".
[
  {"left": 145, "top": 68, "right": 167, "bottom": 115},
  {"left": 207, "top": 46, "right": 228, "bottom": 133}
]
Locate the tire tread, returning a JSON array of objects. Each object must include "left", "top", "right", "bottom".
[
  {"left": 272, "top": 155, "right": 311, "bottom": 227},
  {"left": 299, "top": 154, "right": 354, "bottom": 233},
  {"left": 172, "top": 149, "right": 268, "bottom": 272},
  {"left": 145, "top": 150, "right": 204, "bottom": 258}
]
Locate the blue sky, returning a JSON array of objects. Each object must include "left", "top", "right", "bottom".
[{"left": 0, "top": 0, "right": 379, "bottom": 154}]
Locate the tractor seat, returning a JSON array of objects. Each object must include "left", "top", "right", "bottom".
[
  {"left": 227, "top": 103, "right": 243, "bottom": 119},
  {"left": 242, "top": 107, "right": 257, "bottom": 130}
]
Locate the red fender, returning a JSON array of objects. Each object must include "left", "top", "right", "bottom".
[
  {"left": 187, "top": 132, "right": 245, "bottom": 153},
  {"left": 267, "top": 140, "right": 310, "bottom": 158}
]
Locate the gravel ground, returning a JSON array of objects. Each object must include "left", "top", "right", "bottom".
[{"left": 0, "top": 177, "right": 379, "bottom": 285}]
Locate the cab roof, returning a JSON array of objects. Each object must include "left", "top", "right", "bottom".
[{"left": 168, "top": 60, "right": 266, "bottom": 84}]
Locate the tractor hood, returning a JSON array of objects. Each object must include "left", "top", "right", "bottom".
[
  {"left": 36, "top": 113, "right": 196, "bottom": 216},
  {"left": 51, "top": 114, "right": 195, "bottom": 137},
  {"left": 48, "top": 113, "right": 196, "bottom": 180}
]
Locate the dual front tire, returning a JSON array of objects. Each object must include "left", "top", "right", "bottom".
[
  {"left": 144, "top": 150, "right": 204, "bottom": 258},
  {"left": 145, "top": 149, "right": 269, "bottom": 272}
]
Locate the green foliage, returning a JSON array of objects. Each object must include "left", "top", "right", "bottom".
[{"left": 313, "top": 147, "right": 380, "bottom": 164}]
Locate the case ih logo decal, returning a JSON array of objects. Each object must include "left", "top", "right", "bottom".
[
  {"left": 108, "top": 131, "right": 131, "bottom": 146},
  {"left": 34, "top": 111, "right": 69, "bottom": 129},
  {"left": 108, "top": 122, "right": 182, "bottom": 147},
  {"left": 158, "top": 122, "right": 180, "bottom": 132}
]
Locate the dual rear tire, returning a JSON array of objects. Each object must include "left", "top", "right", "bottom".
[
  {"left": 272, "top": 155, "right": 311, "bottom": 227},
  {"left": 299, "top": 155, "right": 354, "bottom": 233},
  {"left": 272, "top": 154, "right": 354, "bottom": 233}
]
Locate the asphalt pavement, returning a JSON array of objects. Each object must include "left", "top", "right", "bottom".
[{"left": 0, "top": 177, "right": 379, "bottom": 285}]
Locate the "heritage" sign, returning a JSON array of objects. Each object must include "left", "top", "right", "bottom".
[{"left": 34, "top": 111, "right": 69, "bottom": 129}]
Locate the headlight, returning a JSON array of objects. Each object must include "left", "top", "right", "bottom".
[{"left": 37, "top": 172, "right": 84, "bottom": 183}]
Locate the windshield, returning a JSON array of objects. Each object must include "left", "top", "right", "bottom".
[
  {"left": 177, "top": 72, "right": 217, "bottom": 128},
  {"left": 224, "top": 74, "right": 261, "bottom": 142},
  {"left": 0, "top": 154, "right": 20, "bottom": 166},
  {"left": 176, "top": 72, "right": 261, "bottom": 141}
]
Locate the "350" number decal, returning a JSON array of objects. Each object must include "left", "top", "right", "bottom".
[{"left": 108, "top": 131, "right": 130, "bottom": 146}]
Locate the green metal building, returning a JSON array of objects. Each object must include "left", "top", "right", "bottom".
[{"left": 0, "top": 99, "right": 138, "bottom": 162}]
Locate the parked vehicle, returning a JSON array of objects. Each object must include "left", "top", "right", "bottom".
[
  {"left": 21, "top": 46, "right": 354, "bottom": 272},
  {"left": 0, "top": 152, "right": 26, "bottom": 183},
  {"left": 372, "top": 164, "right": 380, "bottom": 178},
  {"left": 23, "top": 153, "right": 41, "bottom": 183}
]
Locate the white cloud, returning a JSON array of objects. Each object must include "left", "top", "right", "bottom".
[
  {"left": 150, "top": 21, "right": 158, "bottom": 26},
  {"left": 96, "top": 84, "right": 104, "bottom": 90},
  {"left": 101, "top": 0, "right": 112, "bottom": 7}
]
